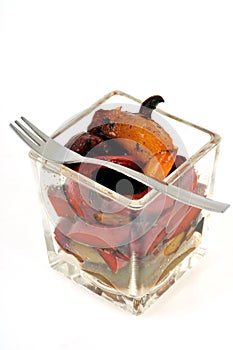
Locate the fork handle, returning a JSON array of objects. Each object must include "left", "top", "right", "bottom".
[{"left": 68, "top": 155, "right": 229, "bottom": 213}]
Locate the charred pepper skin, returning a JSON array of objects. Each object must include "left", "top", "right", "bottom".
[{"left": 65, "top": 131, "right": 104, "bottom": 156}]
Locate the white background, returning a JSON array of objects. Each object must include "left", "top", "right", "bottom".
[{"left": 1, "top": 1, "right": 233, "bottom": 349}]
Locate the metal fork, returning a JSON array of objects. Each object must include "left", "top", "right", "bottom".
[{"left": 10, "top": 117, "right": 229, "bottom": 213}]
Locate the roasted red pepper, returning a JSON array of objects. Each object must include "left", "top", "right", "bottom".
[
  {"left": 98, "top": 248, "right": 129, "bottom": 272},
  {"left": 54, "top": 224, "right": 84, "bottom": 263},
  {"left": 166, "top": 206, "right": 201, "bottom": 240},
  {"left": 62, "top": 217, "right": 130, "bottom": 249},
  {"left": 147, "top": 229, "right": 167, "bottom": 255},
  {"left": 65, "top": 179, "right": 96, "bottom": 223},
  {"left": 63, "top": 154, "right": 148, "bottom": 226},
  {"left": 47, "top": 186, "right": 77, "bottom": 219}
]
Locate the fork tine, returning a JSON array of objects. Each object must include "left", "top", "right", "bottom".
[
  {"left": 21, "top": 116, "right": 49, "bottom": 141},
  {"left": 10, "top": 123, "right": 40, "bottom": 153},
  {"left": 15, "top": 120, "right": 42, "bottom": 146}
]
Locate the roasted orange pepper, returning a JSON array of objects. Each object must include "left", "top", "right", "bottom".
[{"left": 88, "top": 108, "right": 177, "bottom": 180}]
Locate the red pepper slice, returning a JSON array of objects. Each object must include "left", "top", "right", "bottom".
[
  {"left": 144, "top": 164, "right": 198, "bottom": 215},
  {"left": 48, "top": 186, "right": 77, "bottom": 219},
  {"left": 54, "top": 219, "right": 129, "bottom": 271},
  {"left": 166, "top": 206, "right": 201, "bottom": 240},
  {"left": 165, "top": 182, "right": 205, "bottom": 240},
  {"left": 64, "top": 154, "right": 148, "bottom": 225},
  {"left": 54, "top": 217, "right": 113, "bottom": 248},
  {"left": 98, "top": 248, "right": 129, "bottom": 272},
  {"left": 98, "top": 249, "right": 118, "bottom": 272},
  {"left": 129, "top": 171, "right": 201, "bottom": 258},
  {"left": 147, "top": 229, "right": 167, "bottom": 255},
  {"left": 54, "top": 225, "right": 84, "bottom": 263},
  {"left": 65, "top": 179, "right": 96, "bottom": 222},
  {"left": 95, "top": 155, "right": 143, "bottom": 170},
  {"left": 67, "top": 218, "right": 130, "bottom": 248}
]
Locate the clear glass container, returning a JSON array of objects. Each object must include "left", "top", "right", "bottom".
[{"left": 30, "top": 90, "right": 221, "bottom": 315}]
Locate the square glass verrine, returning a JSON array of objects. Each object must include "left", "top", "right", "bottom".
[{"left": 30, "top": 91, "right": 221, "bottom": 315}]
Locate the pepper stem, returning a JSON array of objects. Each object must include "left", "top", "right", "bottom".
[{"left": 139, "top": 95, "right": 164, "bottom": 118}]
